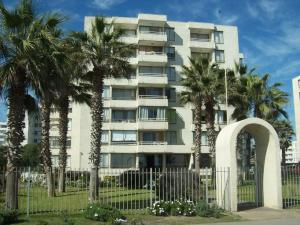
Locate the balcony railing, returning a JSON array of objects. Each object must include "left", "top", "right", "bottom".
[
  {"left": 139, "top": 141, "right": 167, "bottom": 145},
  {"left": 138, "top": 95, "right": 167, "bottom": 99},
  {"left": 139, "top": 118, "right": 167, "bottom": 122},
  {"left": 111, "top": 141, "right": 137, "bottom": 145},
  {"left": 111, "top": 119, "right": 136, "bottom": 123}
]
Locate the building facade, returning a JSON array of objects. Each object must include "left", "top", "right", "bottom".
[
  {"left": 49, "top": 13, "right": 243, "bottom": 170},
  {"left": 285, "top": 141, "right": 298, "bottom": 164},
  {"left": 0, "top": 122, "right": 7, "bottom": 146},
  {"left": 22, "top": 111, "right": 41, "bottom": 146},
  {"left": 292, "top": 75, "right": 300, "bottom": 163}
]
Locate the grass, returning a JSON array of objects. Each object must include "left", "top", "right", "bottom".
[{"left": 11, "top": 213, "right": 243, "bottom": 225}]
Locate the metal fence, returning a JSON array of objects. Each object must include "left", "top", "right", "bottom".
[{"left": 0, "top": 165, "right": 299, "bottom": 214}]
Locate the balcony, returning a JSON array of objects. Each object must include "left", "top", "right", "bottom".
[
  {"left": 138, "top": 73, "right": 168, "bottom": 86},
  {"left": 138, "top": 119, "right": 168, "bottom": 130},
  {"left": 105, "top": 77, "right": 137, "bottom": 86},
  {"left": 137, "top": 51, "right": 168, "bottom": 65},
  {"left": 104, "top": 98, "right": 137, "bottom": 108},
  {"left": 138, "top": 13, "right": 167, "bottom": 26},
  {"left": 189, "top": 37, "right": 215, "bottom": 50},
  {"left": 138, "top": 31, "right": 167, "bottom": 45},
  {"left": 138, "top": 95, "right": 168, "bottom": 106},
  {"left": 119, "top": 35, "right": 138, "bottom": 44},
  {"left": 138, "top": 142, "right": 167, "bottom": 153}
]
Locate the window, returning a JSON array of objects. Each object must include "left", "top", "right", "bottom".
[
  {"left": 103, "top": 86, "right": 110, "bottom": 99},
  {"left": 166, "top": 67, "right": 176, "bottom": 81},
  {"left": 112, "top": 110, "right": 136, "bottom": 122},
  {"left": 100, "top": 153, "right": 109, "bottom": 168},
  {"left": 112, "top": 88, "right": 136, "bottom": 100},
  {"left": 68, "top": 107, "right": 72, "bottom": 113},
  {"left": 103, "top": 108, "right": 110, "bottom": 122},
  {"left": 50, "top": 118, "right": 72, "bottom": 131},
  {"left": 139, "top": 87, "right": 163, "bottom": 96},
  {"left": 215, "top": 110, "right": 227, "bottom": 124},
  {"left": 139, "top": 107, "right": 166, "bottom": 121},
  {"left": 141, "top": 131, "right": 164, "bottom": 143},
  {"left": 215, "top": 50, "right": 225, "bottom": 63},
  {"left": 139, "top": 26, "right": 163, "bottom": 33},
  {"left": 193, "top": 131, "right": 208, "bottom": 145},
  {"left": 139, "top": 66, "right": 163, "bottom": 75},
  {"left": 111, "top": 131, "right": 136, "bottom": 144},
  {"left": 121, "top": 29, "right": 136, "bottom": 37},
  {"left": 52, "top": 155, "right": 71, "bottom": 168},
  {"left": 166, "top": 131, "right": 177, "bottom": 145},
  {"left": 214, "top": 31, "right": 224, "bottom": 44},
  {"left": 166, "top": 27, "right": 175, "bottom": 41},
  {"left": 167, "top": 109, "right": 176, "bottom": 123},
  {"left": 166, "top": 88, "right": 176, "bottom": 102},
  {"left": 192, "top": 110, "right": 206, "bottom": 124},
  {"left": 166, "top": 154, "right": 189, "bottom": 167},
  {"left": 190, "top": 33, "right": 210, "bottom": 42},
  {"left": 139, "top": 46, "right": 163, "bottom": 54},
  {"left": 166, "top": 47, "right": 175, "bottom": 60},
  {"left": 191, "top": 52, "right": 210, "bottom": 60},
  {"left": 111, "top": 153, "right": 136, "bottom": 168},
  {"left": 50, "top": 136, "right": 71, "bottom": 149},
  {"left": 101, "top": 131, "right": 109, "bottom": 144}
]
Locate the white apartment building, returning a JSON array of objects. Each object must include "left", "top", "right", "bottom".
[
  {"left": 285, "top": 141, "right": 298, "bottom": 164},
  {"left": 49, "top": 13, "right": 243, "bottom": 170},
  {"left": 23, "top": 111, "right": 41, "bottom": 145},
  {"left": 292, "top": 75, "right": 300, "bottom": 163},
  {"left": 0, "top": 122, "right": 7, "bottom": 146}
]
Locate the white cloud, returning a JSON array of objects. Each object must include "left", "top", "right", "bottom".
[
  {"left": 247, "top": 0, "right": 282, "bottom": 20},
  {"left": 93, "top": 0, "right": 126, "bottom": 10},
  {"left": 214, "top": 9, "right": 238, "bottom": 25},
  {"left": 246, "top": 3, "right": 258, "bottom": 18},
  {"left": 258, "top": 0, "right": 281, "bottom": 17},
  {"left": 272, "top": 59, "right": 300, "bottom": 78}
]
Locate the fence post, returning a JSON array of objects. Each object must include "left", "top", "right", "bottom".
[
  {"left": 26, "top": 167, "right": 31, "bottom": 217},
  {"left": 150, "top": 168, "right": 153, "bottom": 208},
  {"left": 205, "top": 167, "right": 208, "bottom": 204}
]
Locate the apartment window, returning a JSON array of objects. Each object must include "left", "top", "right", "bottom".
[
  {"left": 139, "top": 66, "right": 163, "bottom": 75},
  {"left": 141, "top": 131, "right": 164, "bottom": 143},
  {"left": 193, "top": 131, "right": 208, "bottom": 145},
  {"left": 112, "top": 88, "right": 136, "bottom": 100},
  {"left": 166, "top": 88, "right": 176, "bottom": 102},
  {"left": 192, "top": 110, "right": 205, "bottom": 124},
  {"left": 139, "top": 46, "right": 163, "bottom": 54},
  {"left": 139, "top": 87, "right": 163, "bottom": 97},
  {"left": 52, "top": 155, "right": 71, "bottom": 168},
  {"left": 50, "top": 136, "right": 71, "bottom": 149},
  {"left": 191, "top": 52, "right": 210, "bottom": 60},
  {"left": 103, "top": 86, "right": 110, "bottom": 99},
  {"left": 111, "top": 153, "right": 136, "bottom": 168},
  {"left": 103, "top": 108, "right": 110, "bottom": 122},
  {"left": 101, "top": 131, "right": 109, "bottom": 144},
  {"left": 166, "top": 47, "right": 175, "bottom": 60},
  {"left": 190, "top": 33, "right": 210, "bottom": 42},
  {"left": 166, "top": 131, "right": 177, "bottom": 145},
  {"left": 112, "top": 110, "right": 136, "bottom": 122},
  {"left": 166, "top": 27, "right": 175, "bottom": 41},
  {"left": 34, "top": 138, "right": 38, "bottom": 143},
  {"left": 139, "top": 107, "right": 166, "bottom": 121},
  {"left": 215, "top": 110, "right": 227, "bottom": 124},
  {"left": 166, "top": 154, "right": 189, "bottom": 167},
  {"left": 50, "top": 118, "right": 72, "bottom": 131},
  {"left": 166, "top": 67, "right": 176, "bottom": 81},
  {"left": 215, "top": 50, "right": 225, "bottom": 63},
  {"left": 111, "top": 130, "right": 136, "bottom": 144},
  {"left": 139, "top": 26, "right": 163, "bottom": 33},
  {"left": 100, "top": 153, "right": 109, "bottom": 168},
  {"left": 121, "top": 29, "right": 136, "bottom": 37},
  {"left": 214, "top": 31, "right": 224, "bottom": 44},
  {"left": 167, "top": 109, "right": 176, "bottom": 123}
]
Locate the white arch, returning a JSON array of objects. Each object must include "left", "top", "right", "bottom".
[{"left": 216, "top": 118, "right": 282, "bottom": 211}]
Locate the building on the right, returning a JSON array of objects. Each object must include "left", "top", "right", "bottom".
[
  {"left": 285, "top": 141, "right": 298, "bottom": 164},
  {"left": 0, "top": 122, "right": 7, "bottom": 146},
  {"left": 292, "top": 75, "right": 300, "bottom": 163}
]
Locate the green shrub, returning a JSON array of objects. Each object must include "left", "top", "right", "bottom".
[
  {"left": 84, "top": 203, "right": 125, "bottom": 222},
  {"left": 0, "top": 210, "right": 18, "bottom": 225},
  {"left": 195, "top": 201, "right": 223, "bottom": 218},
  {"left": 150, "top": 200, "right": 196, "bottom": 216}
]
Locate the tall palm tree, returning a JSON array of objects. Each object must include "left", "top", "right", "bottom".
[
  {"left": 0, "top": 0, "right": 50, "bottom": 209},
  {"left": 72, "top": 17, "right": 134, "bottom": 201},
  {"left": 55, "top": 38, "right": 91, "bottom": 193}
]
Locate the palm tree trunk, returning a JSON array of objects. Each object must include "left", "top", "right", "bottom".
[
  {"left": 89, "top": 74, "right": 103, "bottom": 202},
  {"left": 5, "top": 80, "right": 26, "bottom": 210},
  {"left": 40, "top": 98, "right": 55, "bottom": 197},
  {"left": 58, "top": 97, "right": 69, "bottom": 193},
  {"left": 205, "top": 101, "right": 216, "bottom": 168},
  {"left": 194, "top": 104, "right": 202, "bottom": 173}
]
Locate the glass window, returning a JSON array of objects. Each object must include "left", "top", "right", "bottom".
[
  {"left": 166, "top": 67, "right": 176, "bottom": 81},
  {"left": 50, "top": 119, "right": 59, "bottom": 131},
  {"left": 111, "top": 130, "right": 136, "bottom": 144},
  {"left": 139, "top": 26, "right": 163, "bottom": 33},
  {"left": 101, "top": 131, "right": 109, "bottom": 144},
  {"left": 166, "top": 47, "right": 175, "bottom": 60},
  {"left": 139, "top": 87, "right": 163, "bottom": 96},
  {"left": 139, "top": 107, "right": 166, "bottom": 121},
  {"left": 121, "top": 29, "right": 136, "bottom": 37},
  {"left": 166, "top": 27, "right": 175, "bottom": 41},
  {"left": 111, "top": 153, "right": 136, "bottom": 168},
  {"left": 166, "top": 131, "right": 177, "bottom": 145},
  {"left": 50, "top": 136, "right": 71, "bottom": 149},
  {"left": 100, "top": 153, "right": 109, "bottom": 168},
  {"left": 215, "top": 110, "right": 227, "bottom": 124},
  {"left": 112, "top": 110, "right": 136, "bottom": 122},
  {"left": 214, "top": 31, "right": 224, "bottom": 44},
  {"left": 103, "top": 108, "right": 110, "bottom": 122},
  {"left": 215, "top": 50, "right": 225, "bottom": 63},
  {"left": 141, "top": 132, "right": 164, "bottom": 142},
  {"left": 166, "top": 88, "right": 176, "bottom": 101},
  {"left": 166, "top": 154, "right": 189, "bottom": 167},
  {"left": 103, "top": 86, "right": 110, "bottom": 99},
  {"left": 139, "top": 46, "right": 163, "bottom": 54},
  {"left": 190, "top": 33, "right": 210, "bottom": 42},
  {"left": 192, "top": 110, "right": 205, "bottom": 124},
  {"left": 167, "top": 109, "right": 176, "bottom": 123},
  {"left": 191, "top": 52, "right": 210, "bottom": 60},
  {"left": 139, "top": 66, "right": 163, "bottom": 75},
  {"left": 193, "top": 131, "right": 207, "bottom": 146},
  {"left": 112, "top": 88, "right": 136, "bottom": 100}
]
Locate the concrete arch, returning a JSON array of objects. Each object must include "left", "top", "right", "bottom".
[{"left": 216, "top": 118, "right": 282, "bottom": 211}]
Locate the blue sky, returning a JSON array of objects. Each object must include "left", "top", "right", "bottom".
[{"left": 1, "top": 0, "right": 300, "bottom": 129}]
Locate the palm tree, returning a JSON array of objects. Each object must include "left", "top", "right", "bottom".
[
  {"left": 72, "top": 17, "right": 134, "bottom": 201},
  {"left": 0, "top": 0, "right": 49, "bottom": 209},
  {"left": 55, "top": 38, "right": 91, "bottom": 193}
]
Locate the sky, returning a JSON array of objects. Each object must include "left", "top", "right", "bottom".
[{"left": 1, "top": 0, "right": 300, "bottom": 129}]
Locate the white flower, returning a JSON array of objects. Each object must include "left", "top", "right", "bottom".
[{"left": 94, "top": 213, "right": 98, "bottom": 217}]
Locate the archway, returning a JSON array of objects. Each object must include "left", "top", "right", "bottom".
[{"left": 215, "top": 118, "right": 282, "bottom": 211}]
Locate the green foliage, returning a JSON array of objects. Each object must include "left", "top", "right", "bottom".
[
  {"left": 195, "top": 201, "right": 223, "bottom": 218},
  {"left": 20, "top": 144, "right": 41, "bottom": 167},
  {"left": 84, "top": 203, "right": 125, "bottom": 223},
  {"left": 0, "top": 146, "right": 7, "bottom": 169},
  {"left": 0, "top": 210, "right": 18, "bottom": 225},
  {"left": 150, "top": 200, "right": 196, "bottom": 217}
]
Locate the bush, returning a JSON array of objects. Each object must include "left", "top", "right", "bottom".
[
  {"left": 0, "top": 210, "right": 18, "bottom": 225},
  {"left": 195, "top": 201, "right": 223, "bottom": 218},
  {"left": 84, "top": 203, "right": 125, "bottom": 223},
  {"left": 150, "top": 200, "right": 196, "bottom": 216}
]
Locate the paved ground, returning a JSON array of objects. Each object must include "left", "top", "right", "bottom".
[{"left": 201, "top": 207, "right": 300, "bottom": 225}]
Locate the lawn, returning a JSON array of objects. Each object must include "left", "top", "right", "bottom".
[{"left": 12, "top": 213, "right": 242, "bottom": 225}]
